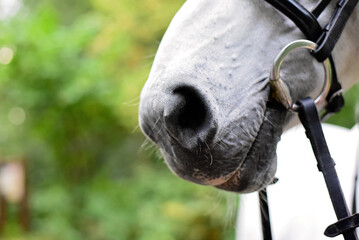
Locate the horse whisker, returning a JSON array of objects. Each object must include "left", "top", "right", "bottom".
[
  {"left": 152, "top": 117, "right": 161, "bottom": 130},
  {"left": 122, "top": 96, "right": 140, "bottom": 106},
  {"left": 263, "top": 115, "right": 278, "bottom": 128},
  {"left": 204, "top": 140, "right": 214, "bottom": 165}
]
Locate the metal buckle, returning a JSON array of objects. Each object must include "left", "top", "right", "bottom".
[{"left": 269, "top": 39, "right": 332, "bottom": 112}]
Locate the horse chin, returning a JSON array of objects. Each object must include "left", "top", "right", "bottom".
[{"left": 215, "top": 102, "right": 286, "bottom": 193}]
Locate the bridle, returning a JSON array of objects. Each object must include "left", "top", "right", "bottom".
[
  {"left": 267, "top": 0, "right": 358, "bottom": 116},
  {"left": 258, "top": 0, "right": 359, "bottom": 239}
]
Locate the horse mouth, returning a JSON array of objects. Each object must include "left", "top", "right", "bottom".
[
  {"left": 214, "top": 100, "right": 286, "bottom": 193},
  {"left": 160, "top": 98, "right": 286, "bottom": 193},
  {"left": 140, "top": 79, "right": 287, "bottom": 193}
]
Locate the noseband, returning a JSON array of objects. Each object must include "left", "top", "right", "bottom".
[{"left": 258, "top": 0, "right": 359, "bottom": 239}]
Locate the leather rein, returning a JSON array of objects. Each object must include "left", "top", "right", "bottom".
[{"left": 258, "top": 0, "right": 359, "bottom": 239}]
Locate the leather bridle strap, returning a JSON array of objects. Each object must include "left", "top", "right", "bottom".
[
  {"left": 264, "top": 0, "right": 358, "bottom": 116},
  {"left": 265, "top": 0, "right": 358, "bottom": 61},
  {"left": 297, "top": 98, "right": 359, "bottom": 239},
  {"left": 312, "top": 0, "right": 332, "bottom": 17},
  {"left": 264, "top": 0, "right": 322, "bottom": 41},
  {"left": 257, "top": 1, "right": 358, "bottom": 239},
  {"left": 314, "top": 0, "right": 359, "bottom": 62},
  {"left": 259, "top": 188, "right": 273, "bottom": 240}
]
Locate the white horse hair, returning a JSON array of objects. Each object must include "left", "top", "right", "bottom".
[{"left": 138, "top": 0, "right": 359, "bottom": 239}]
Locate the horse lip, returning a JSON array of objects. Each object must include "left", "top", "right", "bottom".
[
  {"left": 214, "top": 101, "right": 286, "bottom": 193},
  {"left": 209, "top": 120, "right": 266, "bottom": 188}
]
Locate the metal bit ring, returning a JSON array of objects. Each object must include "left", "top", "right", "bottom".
[{"left": 269, "top": 40, "right": 332, "bottom": 111}]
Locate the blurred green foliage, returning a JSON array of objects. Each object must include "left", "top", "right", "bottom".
[
  {"left": 0, "top": 0, "right": 236, "bottom": 239},
  {"left": 326, "top": 84, "right": 359, "bottom": 128}
]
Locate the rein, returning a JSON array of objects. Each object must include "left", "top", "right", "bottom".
[{"left": 258, "top": 0, "right": 359, "bottom": 239}]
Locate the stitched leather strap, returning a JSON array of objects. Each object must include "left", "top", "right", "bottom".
[
  {"left": 258, "top": 2, "right": 357, "bottom": 239},
  {"left": 297, "top": 97, "right": 358, "bottom": 240},
  {"left": 265, "top": 0, "right": 359, "bottom": 62},
  {"left": 265, "top": 0, "right": 322, "bottom": 41},
  {"left": 264, "top": 0, "right": 346, "bottom": 116},
  {"left": 312, "top": 0, "right": 333, "bottom": 17},
  {"left": 313, "top": 0, "right": 359, "bottom": 62}
]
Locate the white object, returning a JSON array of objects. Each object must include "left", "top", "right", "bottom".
[{"left": 236, "top": 123, "right": 359, "bottom": 240}]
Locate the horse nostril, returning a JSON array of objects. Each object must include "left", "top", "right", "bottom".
[
  {"left": 175, "top": 87, "right": 207, "bottom": 129},
  {"left": 169, "top": 86, "right": 208, "bottom": 131},
  {"left": 161, "top": 85, "right": 217, "bottom": 149}
]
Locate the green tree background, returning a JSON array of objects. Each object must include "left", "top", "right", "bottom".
[
  {"left": 0, "top": 0, "right": 357, "bottom": 240},
  {"left": 0, "top": 0, "right": 237, "bottom": 239}
]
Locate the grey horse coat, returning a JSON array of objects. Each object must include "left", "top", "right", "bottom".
[
  {"left": 139, "top": 0, "right": 359, "bottom": 193},
  {"left": 139, "top": 0, "right": 359, "bottom": 239}
]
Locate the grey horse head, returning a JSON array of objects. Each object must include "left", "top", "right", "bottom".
[{"left": 139, "top": 0, "right": 359, "bottom": 193}]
